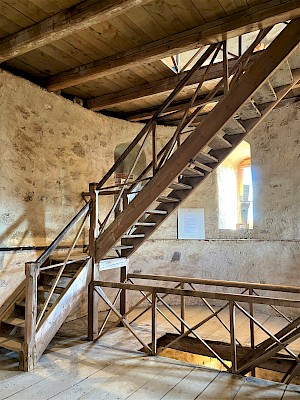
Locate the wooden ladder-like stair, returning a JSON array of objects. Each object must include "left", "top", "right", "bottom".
[{"left": 95, "top": 21, "right": 300, "bottom": 263}]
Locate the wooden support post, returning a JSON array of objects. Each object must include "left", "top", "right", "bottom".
[
  {"left": 229, "top": 301, "right": 238, "bottom": 373},
  {"left": 238, "top": 36, "right": 243, "bottom": 57},
  {"left": 23, "top": 262, "right": 38, "bottom": 371},
  {"left": 249, "top": 288, "right": 256, "bottom": 376},
  {"left": 152, "top": 121, "right": 157, "bottom": 175},
  {"left": 223, "top": 40, "right": 229, "bottom": 94},
  {"left": 88, "top": 183, "right": 99, "bottom": 341},
  {"left": 180, "top": 282, "right": 185, "bottom": 335},
  {"left": 120, "top": 261, "right": 128, "bottom": 319},
  {"left": 152, "top": 293, "right": 157, "bottom": 355}
]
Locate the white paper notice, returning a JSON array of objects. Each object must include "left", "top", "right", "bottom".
[{"left": 178, "top": 208, "right": 205, "bottom": 239}]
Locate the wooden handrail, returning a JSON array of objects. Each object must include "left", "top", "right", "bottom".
[
  {"left": 95, "top": 281, "right": 300, "bottom": 308},
  {"left": 36, "top": 201, "right": 90, "bottom": 267},
  {"left": 127, "top": 273, "right": 300, "bottom": 294}
]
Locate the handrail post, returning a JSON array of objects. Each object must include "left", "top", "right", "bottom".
[
  {"left": 88, "top": 182, "right": 99, "bottom": 340},
  {"left": 24, "top": 262, "right": 38, "bottom": 371},
  {"left": 249, "top": 288, "right": 256, "bottom": 376},
  {"left": 119, "top": 260, "right": 128, "bottom": 320},
  {"left": 180, "top": 282, "right": 185, "bottom": 334},
  {"left": 151, "top": 292, "right": 157, "bottom": 355},
  {"left": 229, "top": 300, "right": 237, "bottom": 373}
]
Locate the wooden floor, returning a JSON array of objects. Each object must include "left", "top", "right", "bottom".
[{"left": 0, "top": 305, "right": 300, "bottom": 399}]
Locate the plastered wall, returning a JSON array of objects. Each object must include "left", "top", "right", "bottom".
[{"left": 0, "top": 68, "right": 299, "bottom": 318}]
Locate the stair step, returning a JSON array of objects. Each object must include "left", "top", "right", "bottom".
[
  {"left": 195, "top": 152, "right": 218, "bottom": 164},
  {"left": 169, "top": 182, "right": 192, "bottom": 190},
  {"left": 145, "top": 210, "right": 168, "bottom": 215},
  {"left": 182, "top": 167, "right": 204, "bottom": 177},
  {"left": 40, "top": 271, "right": 75, "bottom": 278},
  {"left": 2, "top": 316, "right": 25, "bottom": 328},
  {"left": 134, "top": 222, "right": 156, "bottom": 227},
  {"left": 16, "top": 301, "right": 52, "bottom": 312},
  {"left": 0, "top": 335, "right": 22, "bottom": 352},
  {"left": 289, "top": 46, "right": 300, "bottom": 69},
  {"left": 112, "top": 245, "right": 134, "bottom": 251},
  {"left": 238, "top": 100, "right": 261, "bottom": 120},
  {"left": 208, "top": 134, "right": 232, "bottom": 150},
  {"left": 157, "top": 196, "right": 180, "bottom": 203},
  {"left": 38, "top": 285, "right": 65, "bottom": 294},
  {"left": 122, "top": 234, "right": 145, "bottom": 239},
  {"left": 270, "top": 60, "right": 293, "bottom": 87},
  {"left": 253, "top": 81, "right": 277, "bottom": 105},
  {"left": 192, "top": 160, "right": 213, "bottom": 172},
  {"left": 222, "top": 118, "right": 246, "bottom": 135}
]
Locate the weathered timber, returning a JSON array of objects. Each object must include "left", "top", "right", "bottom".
[{"left": 46, "top": 1, "right": 300, "bottom": 90}]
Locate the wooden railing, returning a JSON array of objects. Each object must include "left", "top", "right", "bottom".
[
  {"left": 93, "top": 274, "right": 300, "bottom": 384},
  {"left": 24, "top": 201, "right": 91, "bottom": 370}
]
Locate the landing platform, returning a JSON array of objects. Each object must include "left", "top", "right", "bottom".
[{"left": 0, "top": 306, "right": 299, "bottom": 399}]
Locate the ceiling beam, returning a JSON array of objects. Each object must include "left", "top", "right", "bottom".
[
  {"left": 126, "top": 94, "right": 224, "bottom": 122},
  {"left": 45, "top": 0, "right": 300, "bottom": 91},
  {"left": 0, "top": 0, "right": 149, "bottom": 63},
  {"left": 87, "top": 57, "right": 239, "bottom": 111}
]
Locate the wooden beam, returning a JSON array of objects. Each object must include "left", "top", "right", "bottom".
[
  {"left": 95, "top": 19, "right": 300, "bottom": 261},
  {"left": 0, "top": 0, "right": 149, "bottom": 63},
  {"left": 87, "top": 57, "right": 238, "bottom": 111},
  {"left": 46, "top": 0, "right": 300, "bottom": 91}
]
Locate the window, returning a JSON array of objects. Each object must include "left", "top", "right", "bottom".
[{"left": 218, "top": 141, "right": 253, "bottom": 230}]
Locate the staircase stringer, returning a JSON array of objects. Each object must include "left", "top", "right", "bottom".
[
  {"left": 122, "top": 70, "right": 300, "bottom": 257},
  {"left": 95, "top": 19, "right": 300, "bottom": 262}
]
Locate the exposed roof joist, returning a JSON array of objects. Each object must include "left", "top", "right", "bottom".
[
  {"left": 45, "top": 0, "right": 300, "bottom": 91},
  {"left": 87, "top": 57, "right": 243, "bottom": 111},
  {"left": 0, "top": 0, "right": 150, "bottom": 63}
]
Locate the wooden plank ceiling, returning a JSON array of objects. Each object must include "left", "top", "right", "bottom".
[{"left": 0, "top": 0, "right": 299, "bottom": 125}]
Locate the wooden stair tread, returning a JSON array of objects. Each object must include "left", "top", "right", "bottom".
[
  {"left": 38, "top": 284, "right": 65, "bottom": 294},
  {"left": 157, "top": 196, "right": 180, "bottom": 203},
  {"left": 270, "top": 60, "right": 293, "bottom": 87},
  {"left": 0, "top": 335, "right": 22, "bottom": 352},
  {"left": 50, "top": 253, "right": 88, "bottom": 262},
  {"left": 208, "top": 134, "right": 232, "bottom": 150},
  {"left": 289, "top": 46, "right": 300, "bottom": 69},
  {"left": 191, "top": 160, "right": 213, "bottom": 172},
  {"left": 122, "top": 233, "right": 145, "bottom": 239},
  {"left": 2, "top": 316, "right": 25, "bottom": 328},
  {"left": 238, "top": 100, "right": 261, "bottom": 120},
  {"left": 222, "top": 118, "right": 246, "bottom": 135},
  {"left": 112, "top": 245, "right": 134, "bottom": 250},
  {"left": 169, "top": 182, "right": 192, "bottom": 190},
  {"left": 134, "top": 222, "right": 156, "bottom": 227},
  {"left": 182, "top": 167, "right": 204, "bottom": 177},
  {"left": 16, "top": 301, "right": 52, "bottom": 311},
  {"left": 195, "top": 152, "right": 218, "bottom": 164},
  {"left": 253, "top": 81, "right": 277, "bottom": 105},
  {"left": 40, "top": 271, "right": 74, "bottom": 278},
  {"left": 145, "top": 209, "right": 167, "bottom": 215}
]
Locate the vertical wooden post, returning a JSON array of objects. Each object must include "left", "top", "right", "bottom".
[
  {"left": 180, "top": 282, "right": 185, "bottom": 335},
  {"left": 23, "top": 262, "right": 38, "bottom": 371},
  {"left": 249, "top": 289, "right": 256, "bottom": 376},
  {"left": 223, "top": 40, "right": 229, "bottom": 94},
  {"left": 152, "top": 121, "right": 157, "bottom": 175},
  {"left": 238, "top": 35, "right": 243, "bottom": 57},
  {"left": 88, "top": 182, "right": 99, "bottom": 341},
  {"left": 119, "top": 260, "right": 128, "bottom": 319},
  {"left": 151, "top": 292, "right": 157, "bottom": 355},
  {"left": 229, "top": 301, "right": 237, "bottom": 373}
]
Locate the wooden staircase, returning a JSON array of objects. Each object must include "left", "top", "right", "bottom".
[
  {"left": 0, "top": 19, "right": 299, "bottom": 371},
  {"left": 94, "top": 20, "right": 300, "bottom": 262}
]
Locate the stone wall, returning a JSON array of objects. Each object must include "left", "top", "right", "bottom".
[{"left": 0, "top": 67, "right": 299, "bottom": 319}]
